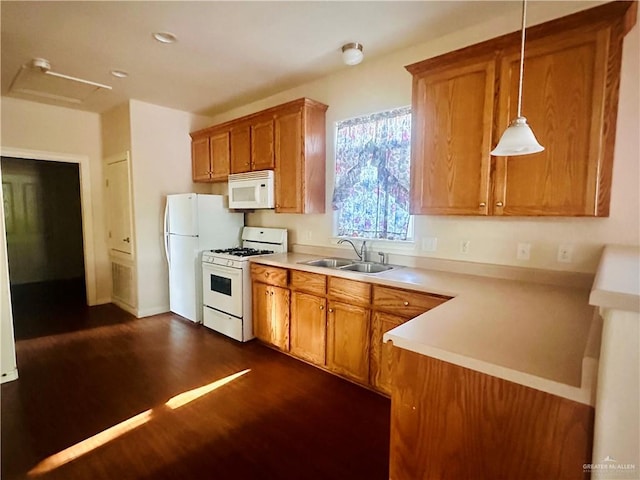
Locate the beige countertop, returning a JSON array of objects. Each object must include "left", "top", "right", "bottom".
[
  {"left": 251, "top": 252, "right": 598, "bottom": 406},
  {"left": 589, "top": 244, "right": 640, "bottom": 312}
]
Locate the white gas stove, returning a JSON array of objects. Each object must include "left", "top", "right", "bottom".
[{"left": 201, "top": 227, "right": 287, "bottom": 341}]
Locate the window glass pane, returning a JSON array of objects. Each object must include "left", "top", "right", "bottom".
[{"left": 332, "top": 107, "right": 411, "bottom": 240}]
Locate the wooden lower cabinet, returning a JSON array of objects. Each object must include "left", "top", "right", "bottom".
[
  {"left": 326, "top": 301, "right": 370, "bottom": 384},
  {"left": 390, "top": 347, "right": 594, "bottom": 480},
  {"left": 290, "top": 291, "right": 326, "bottom": 365},
  {"left": 252, "top": 281, "right": 290, "bottom": 351},
  {"left": 370, "top": 311, "right": 407, "bottom": 395}
]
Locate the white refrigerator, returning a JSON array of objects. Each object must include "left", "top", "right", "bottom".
[{"left": 164, "top": 194, "right": 244, "bottom": 323}]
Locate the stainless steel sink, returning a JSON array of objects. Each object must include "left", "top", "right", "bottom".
[
  {"left": 301, "top": 258, "right": 354, "bottom": 268},
  {"left": 338, "top": 262, "right": 394, "bottom": 274}
]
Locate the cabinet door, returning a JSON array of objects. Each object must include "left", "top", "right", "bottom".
[
  {"left": 410, "top": 58, "right": 494, "bottom": 215},
  {"left": 252, "top": 282, "right": 290, "bottom": 350},
  {"left": 290, "top": 291, "right": 326, "bottom": 365},
  {"left": 327, "top": 301, "right": 370, "bottom": 384},
  {"left": 274, "top": 109, "right": 303, "bottom": 213},
  {"left": 191, "top": 136, "right": 211, "bottom": 182},
  {"left": 494, "top": 29, "right": 610, "bottom": 216},
  {"left": 270, "top": 286, "right": 290, "bottom": 351},
  {"left": 230, "top": 124, "right": 251, "bottom": 174},
  {"left": 252, "top": 281, "right": 271, "bottom": 343},
  {"left": 106, "top": 157, "right": 133, "bottom": 255},
  {"left": 210, "top": 131, "right": 230, "bottom": 181},
  {"left": 370, "top": 311, "right": 406, "bottom": 395},
  {"left": 251, "top": 118, "right": 275, "bottom": 171}
]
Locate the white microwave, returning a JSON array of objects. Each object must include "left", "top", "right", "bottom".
[{"left": 228, "top": 170, "right": 275, "bottom": 209}]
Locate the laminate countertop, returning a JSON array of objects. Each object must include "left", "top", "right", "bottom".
[
  {"left": 589, "top": 244, "right": 640, "bottom": 312},
  {"left": 250, "top": 253, "right": 599, "bottom": 406}
]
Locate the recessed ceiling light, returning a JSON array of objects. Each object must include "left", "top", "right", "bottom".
[
  {"left": 153, "top": 32, "right": 177, "bottom": 44},
  {"left": 110, "top": 70, "right": 128, "bottom": 78}
]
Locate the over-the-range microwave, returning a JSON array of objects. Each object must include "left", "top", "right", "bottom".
[{"left": 228, "top": 170, "right": 275, "bottom": 210}]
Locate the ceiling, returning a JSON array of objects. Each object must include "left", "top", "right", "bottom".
[{"left": 0, "top": 1, "right": 595, "bottom": 117}]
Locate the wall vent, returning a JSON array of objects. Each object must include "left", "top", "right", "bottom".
[{"left": 111, "top": 261, "right": 135, "bottom": 307}]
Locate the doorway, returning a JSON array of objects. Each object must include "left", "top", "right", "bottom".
[{"left": 1, "top": 157, "right": 86, "bottom": 339}]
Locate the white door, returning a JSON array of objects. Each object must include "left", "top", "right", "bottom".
[
  {"left": 105, "top": 155, "right": 133, "bottom": 255},
  {"left": 168, "top": 234, "right": 199, "bottom": 322},
  {"left": 167, "top": 194, "right": 198, "bottom": 236}
]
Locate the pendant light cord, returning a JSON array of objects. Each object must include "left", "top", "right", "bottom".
[{"left": 516, "top": 0, "right": 527, "bottom": 118}]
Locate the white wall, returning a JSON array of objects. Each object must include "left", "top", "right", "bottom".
[
  {"left": 0, "top": 97, "right": 109, "bottom": 301},
  {"left": 208, "top": 4, "right": 640, "bottom": 274},
  {"left": 128, "top": 100, "right": 212, "bottom": 316}
]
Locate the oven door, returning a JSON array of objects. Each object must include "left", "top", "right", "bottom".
[{"left": 202, "top": 263, "right": 243, "bottom": 318}]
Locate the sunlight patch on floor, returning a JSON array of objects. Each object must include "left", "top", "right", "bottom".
[{"left": 28, "top": 369, "right": 251, "bottom": 476}]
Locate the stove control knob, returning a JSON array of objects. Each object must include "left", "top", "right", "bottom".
[{"left": 227, "top": 260, "right": 233, "bottom": 267}]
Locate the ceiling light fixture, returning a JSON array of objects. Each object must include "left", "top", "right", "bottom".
[
  {"left": 110, "top": 70, "right": 128, "bottom": 78},
  {"left": 152, "top": 32, "right": 177, "bottom": 44},
  {"left": 491, "top": 0, "right": 544, "bottom": 157},
  {"left": 341, "top": 42, "right": 364, "bottom": 66}
]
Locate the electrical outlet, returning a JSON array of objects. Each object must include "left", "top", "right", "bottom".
[
  {"left": 516, "top": 243, "right": 531, "bottom": 260},
  {"left": 557, "top": 244, "right": 574, "bottom": 263},
  {"left": 460, "top": 240, "right": 470, "bottom": 254},
  {"left": 421, "top": 237, "right": 437, "bottom": 252}
]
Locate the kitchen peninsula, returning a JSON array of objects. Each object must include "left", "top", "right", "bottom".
[{"left": 249, "top": 251, "right": 599, "bottom": 479}]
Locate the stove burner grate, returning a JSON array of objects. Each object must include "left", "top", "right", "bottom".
[{"left": 212, "top": 247, "right": 275, "bottom": 257}]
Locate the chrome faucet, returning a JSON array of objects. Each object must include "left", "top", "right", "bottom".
[{"left": 338, "top": 239, "right": 367, "bottom": 261}]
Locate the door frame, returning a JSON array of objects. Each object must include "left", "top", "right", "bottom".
[{"left": 0, "top": 146, "right": 98, "bottom": 306}]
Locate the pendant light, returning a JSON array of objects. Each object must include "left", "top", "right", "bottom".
[{"left": 491, "top": 0, "right": 544, "bottom": 156}]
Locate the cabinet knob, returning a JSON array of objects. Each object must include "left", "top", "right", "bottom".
[
  {"left": 270, "top": 291, "right": 274, "bottom": 296},
  {"left": 275, "top": 204, "right": 280, "bottom": 209},
  {"left": 328, "top": 308, "right": 334, "bottom": 313},
  {"left": 403, "top": 301, "right": 409, "bottom": 306},
  {"left": 265, "top": 272, "right": 270, "bottom": 277},
  {"left": 496, "top": 201, "right": 504, "bottom": 207},
  {"left": 265, "top": 291, "right": 269, "bottom": 296},
  {"left": 479, "top": 202, "right": 486, "bottom": 207},
  {"left": 319, "top": 305, "right": 324, "bottom": 310},
  {"left": 123, "top": 237, "right": 130, "bottom": 243}
]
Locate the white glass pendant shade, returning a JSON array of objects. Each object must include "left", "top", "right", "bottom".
[
  {"left": 491, "top": 0, "right": 544, "bottom": 157},
  {"left": 341, "top": 43, "right": 364, "bottom": 66},
  {"left": 491, "top": 117, "right": 544, "bottom": 156}
]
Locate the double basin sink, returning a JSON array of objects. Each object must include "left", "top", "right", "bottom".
[{"left": 299, "top": 257, "right": 394, "bottom": 274}]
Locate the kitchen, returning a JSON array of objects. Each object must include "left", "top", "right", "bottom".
[{"left": 1, "top": 1, "right": 639, "bottom": 479}]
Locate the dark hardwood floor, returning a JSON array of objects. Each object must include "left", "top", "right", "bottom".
[{"left": 2, "top": 303, "right": 391, "bottom": 480}]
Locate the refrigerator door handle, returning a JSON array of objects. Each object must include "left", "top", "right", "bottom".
[{"left": 164, "top": 201, "right": 170, "bottom": 268}]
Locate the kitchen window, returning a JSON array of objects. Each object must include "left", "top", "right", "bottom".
[{"left": 332, "top": 106, "right": 412, "bottom": 241}]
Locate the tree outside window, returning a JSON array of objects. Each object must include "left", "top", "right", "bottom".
[{"left": 332, "top": 107, "right": 411, "bottom": 241}]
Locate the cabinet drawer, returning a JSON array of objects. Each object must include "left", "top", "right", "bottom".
[
  {"left": 290, "top": 270, "right": 326, "bottom": 295},
  {"left": 373, "top": 285, "right": 449, "bottom": 318},
  {"left": 328, "top": 277, "right": 371, "bottom": 305},
  {"left": 250, "top": 263, "right": 288, "bottom": 287}
]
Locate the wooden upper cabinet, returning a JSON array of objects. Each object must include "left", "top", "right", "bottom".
[
  {"left": 251, "top": 117, "right": 275, "bottom": 171},
  {"left": 191, "top": 135, "right": 211, "bottom": 182},
  {"left": 230, "top": 123, "right": 252, "bottom": 174},
  {"left": 274, "top": 99, "right": 328, "bottom": 214},
  {"left": 406, "top": 1, "right": 636, "bottom": 217},
  {"left": 190, "top": 98, "right": 328, "bottom": 213},
  {"left": 494, "top": 28, "right": 611, "bottom": 216},
  {"left": 210, "top": 131, "right": 231, "bottom": 181},
  {"left": 410, "top": 57, "right": 495, "bottom": 215}
]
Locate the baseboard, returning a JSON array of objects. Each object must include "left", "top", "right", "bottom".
[
  {"left": 93, "top": 296, "right": 112, "bottom": 306},
  {"left": 136, "top": 305, "right": 170, "bottom": 318},
  {"left": 1, "top": 368, "right": 19, "bottom": 384},
  {"left": 112, "top": 298, "right": 137, "bottom": 316}
]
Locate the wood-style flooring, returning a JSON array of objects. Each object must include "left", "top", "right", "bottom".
[{"left": 2, "top": 297, "right": 391, "bottom": 480}]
